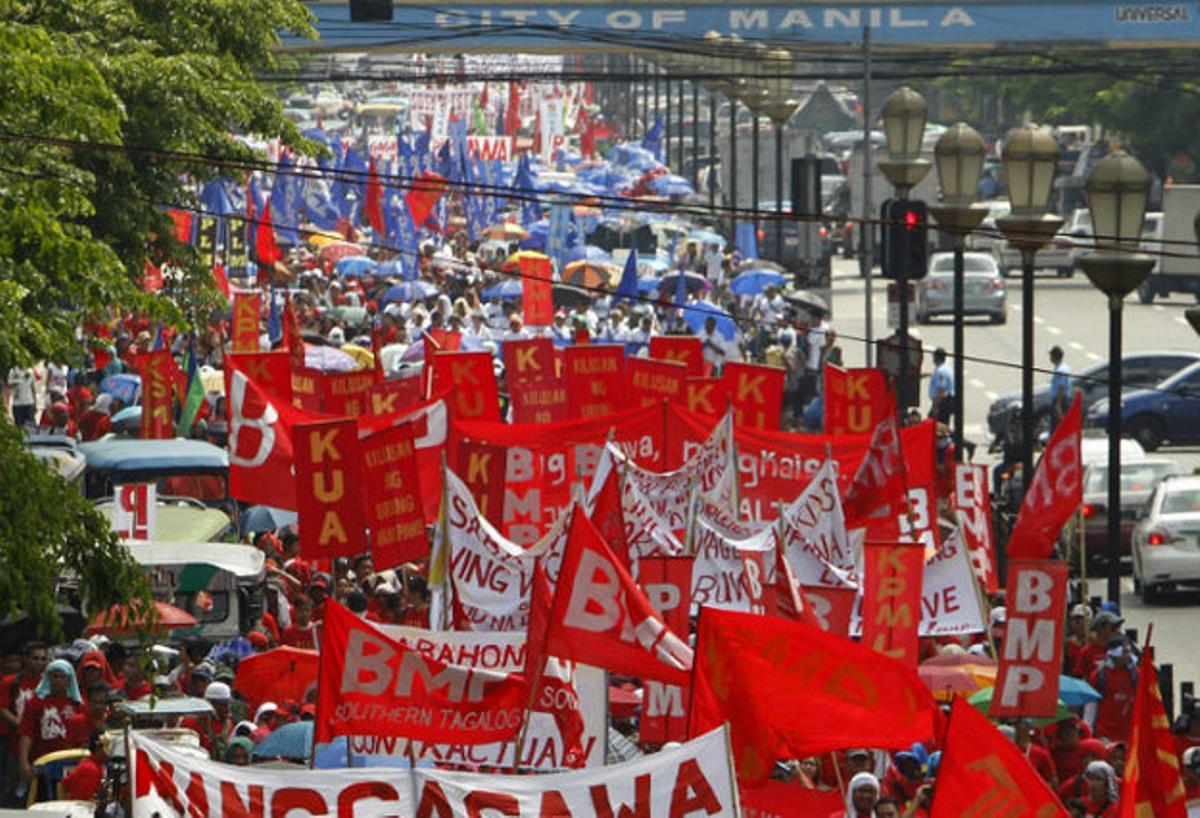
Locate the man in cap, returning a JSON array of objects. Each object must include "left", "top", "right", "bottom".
[
  {"left": 550, "top": 310, "right": 572, "bottom": 342},
  {"left": 1182, "top": 746, "right": 1200, "bottom": 803},
  {"left": 182, "top": 682, "right": 234, "bottom": 759},
  {"left": 1074, "top": 610, "right": 1123, "bottom": 679},
  {"left": 1087, "top": 635, "right": 1137, "bottom": 743},
  {"left": 251, "top": 702, "right": 279, "bottom": 743}
]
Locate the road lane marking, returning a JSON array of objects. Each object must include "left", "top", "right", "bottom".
[
  {"left": 1047, "top": 326, "right": 1062, "bottom": 336},
  {"left": 1175, "top": 316, "right": 1190, "bottom": 327},
  {"left": 1069, "top": 341, "right": 1084, "bottom": 351},
  {"left": 1153, "top": 304, "right": 1166, "bottom": 312},
  {"left": 1033, "top": 315, "right": 1045, "bottom": 324},
  {"left": 1087, "top": 352, "right": 1102, "bottom": 361},
  {"left": 986, "top": 390, "right": 998, "bottom": 400},
  {"left": 970, "top": 378, "right": 985, "bottom": 388}
]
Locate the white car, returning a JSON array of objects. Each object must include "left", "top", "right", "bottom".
[{"left": 1131, "top": 474, "right": 1200, "bottom": 601}]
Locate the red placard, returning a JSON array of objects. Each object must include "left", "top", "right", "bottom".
[
  {"left": 322, "top": 370, "right": 377, "bottom": 416},
  {"left": 290, "top": 366, "right": 324, "bottom": 412},
  {"left": 427, "top": 328, "right": 462, "bottom": 352},
  {"left": 510, "top": 378, "right": 570, "bottom": 424},
  {"left": 649, "top": 336, "right": 704, "bottom": 376},
  {"left": 953, "top": 463, "right": 999, "bottom": 592},
  {"left": 521, "top": 256, "right": 554, "bottom": 327},
  {"left": 723, "top": 361, "right": 785, "bottom": 430},
  {"left": 740, "top": 781, "right": 843, "bottom": 818},
  {"left": 683, "top": 377, "right": 727, "bottom": 419},
  {"left": 231, "top": 292, "right": 261, "bottom": 353},
  {"left": 639, "top": 556, "right": 694, "bottom": 745},
  {"left": 363, "top": 375, "right": 424, "bottom": 417},
  {"left": 359, "top": 421, "right": 427, "bottom": 569},
  {"left": 564, "top": 345, "right": 625, "bottom": 418},
  {"left": 860, "top": 541, "right": 925, "bottom": 666},
  {"left": 824, "top": 364, "right": 892, "bottom": 436},
  {"left": 628, "top": 356, "right": 687, "bottom": 409},
  {"left": 431, "top": 351, "right": 501, "bottom": 422},
  {"left": 136, "top": 350, "right": 175, "bottom": 440},
  {"left": 502, "top": 337, "right": 556, "bottom": 387},
  {"left": 454, "top": 439, "right": 507, "bottom": 523},
  {"left": 294, "top": 418, "right": 366, "bottom": 560},
  {"left": 990, "top": 560, "right": 1069, "bottom": 719}
]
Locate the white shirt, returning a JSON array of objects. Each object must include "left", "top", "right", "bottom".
[
  {"left": 47, "top": 363, "right": 69, "bottom": 394},
  {"left": 705, "top": 250, "right": 725, "bottom": 281},
  {"left": 806, "top": 321, "right": 829, "bottom": 370},
  {"left": 7, "top": 368, "right": 35, "bottom": 406}
]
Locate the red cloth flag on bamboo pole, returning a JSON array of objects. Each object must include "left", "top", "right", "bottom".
[
  {"left": 364, "top": 156, "right": 384, "bottom": 233},
  {"left": 1120, "top": 647, "right": 1189, "bottom": 818},
  {"left": 842, "top": 413, "right": 907, "bottom": 524},
  {"left": 1007, "top": 393, "right": 1083, "bottom": 560},
  {"left": 136, "top": 351, "right": 175, "bottom": 440}
]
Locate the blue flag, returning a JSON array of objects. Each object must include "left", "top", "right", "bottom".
[
  {"left": 334, "top": 147, "right": 367, "bottom": 222},
  {"left": 735, "top": 220, "right": 759, "bottom": 261},
  {"left": 267, "top": 285, "right": 281, "bottom": 345},
  {"left": 674, "top": 267, "right": 688, "bottom": 307},
  {"left": 270, "top": 154, "right": 303, "bottom": 246},
  {"left": 615, "top": 248, "right": 639, "bottom": 303},
  {"left": 643, "top": 117, "right": 664, "bottom": 162},
  {"left": 546, "top": 203, "right": 573, "bottom": 270},
  {"left": 514, "top": 154, "right": 543, "bottom": 226}
]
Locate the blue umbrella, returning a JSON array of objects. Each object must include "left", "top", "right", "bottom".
[
  {"left": 563, "top": 245, "right": 613, "bottom": 266},
  {"left": 380, "top": 281, "right": 439, "bottom": 305},
  {"left": 482, "top": 279, "right": 523, "bottom": 300},
  {"left": 1057, "top": 675, "right": 1102, "bottom": 707},
  {"left": 650, "top": 175, "right": 695, "bottom": 197},
  {"left": 334, "top": 255, "right": 378, "bottom": 278},
  {"left": 729, "top": 269, "right": 788, "bottom": 295},
  {"left": 99, "top": 373, "right": 141, "bottom": 405},
  {"left": 636, "top": 276, "right": 663, "bottom": 293},
  {"left": 659, "top": 271, "right": 708, "bottom": 295},
  {"left": 683, "top": 304, "right": 739, "bottom": 339},
  {"left": 206, "top": 637, "right": 254, "bottom": 666},
  {"left": 520, "top": 220, "right": 551, "bottom": 250},
  {"left": 253, "top": 720, "right": 313, "bottom": 760},
  {"left": 239, "top": 505, "right": 298, "bottom": 536},
  {"left": 375, "top": 259, "right": 408, "bottom": 280}
]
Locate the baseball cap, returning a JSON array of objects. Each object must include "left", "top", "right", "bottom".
[
  {"left": 1092, "top": 610, "right": 1124, "bottom": 629},
  {"left": 846, "top": 749, "right": 871, "bottom": 759},
  {"left": 255, "top": 702, "right": 279, "bottom": 722},
  {"left": 204, "top": 682, "right": 232, "bottom": 702},
  {"left": 1070, "top": 603, "right": 1092, "bottom": 619}
]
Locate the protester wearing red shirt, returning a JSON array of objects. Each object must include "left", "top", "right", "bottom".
[
  {"left": 1014, "top": 719, "right": 1058, "bottom": 789},
  {"left": 17, "top": 660, "right": 82, "bottom": 783},
  {"left": 1088, "top": 638, "right": 1137, "bottom": 743},
  {"left": 1073, "top": 611, "right": 1122, "bottom": 679},
  {"left": 1080, "top": 761, "right": 1120, "bottom": 818},
  {"left": 59, "top": 731, "right": 106, "bottom": 801},
  {"left": 282, "top": 594, "right": 319, "bottom": 650},
  {"left": 1047, "top": 716, "right": 1093, "bottom": 782},
  {"left": 66, "top": 682, "right": 111, "bottom": 748}
]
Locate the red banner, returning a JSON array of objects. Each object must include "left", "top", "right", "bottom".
[
  {"left": 683, "top": 377, "right": 728, "bottom": 419},
  {"left": 136, "top": 350, "right": 175, "bottom": 440},
  {"left": 315, "top": 601, "right": 526, "bottom": 745},
  {"left": 455, "top": 439, "right": 507, "bottom": 523},
  {"left": 649, "top": 336, "right": 704, "bottom": 376},
  {"left": 953, "top": 463, "right": 999, "bottom": 592},
  {"left": 723, "top": 362, "right": 785, "bottom": 430},
  {"left": 360, "top": 422, "right": 427, "bottom": 570},
  {"left": 294, "top": 418, "right": 366, "bottom": 560},
  {"left": 290, "top": 366, "right": 325, "bottom": 413},
  {"left": 427, "top": 328, "right": 462, "bottom": 352},
  {"left": 1007, "top": 393, "right": 1082, "bottom": 560},
  {"left": 990, "top": 560, "right": 1069, "bottom": 719},
  {"left": 628, "top": 357, "right": 687, "bottom": 409},
  {"left": 639, "top": 557, "right": 694, "bottom": 745},
  {"left": 521, "top": 256, "right": 554, "bottom": 327},
  {"left": 799, "top": 585, "right": 857, "bottom": 637},
  {"left": 322, "top": 370, "right": 377, "bottom": 416},
  {"left": 740, "top": 780, "right": 843, "bottom": 818},
  {"left": 564, "top": 345, "right": 625, "bottom": 418},
  {"left": 225, "top": 355, "right": 305, "bottom": 509},
  {"left": 502, "top": 337, "right": 556, "bottom": 387},
  {"left": 231, "top": 292, "right": 261, "bottom": 353},
  {"left": 364, "top": 375, "right": 425, "bottom": 417},
  {"left": 510, "top": 379, "right": 570, "bottom": 424},
  {"left": 861, "top": 542, "right": 925, "bottom": 666},
  {"left": 431, "top": 351, "right": 501, "bottom": 422},
  {"left": 824, "top": 365, "right": 891, "bottom": 436}
]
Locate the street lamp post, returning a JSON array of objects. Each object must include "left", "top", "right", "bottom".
[
  {"left": 762, "top": 48, "right": 799, "bottom": 265},
  {"left": 723, "top": 36, "right": 746, "bottom": 237},
  {"left": 877, "top": 87, "right": 932, "bottom": 411},
  {"left": 702, "top": 33, "right": 722, "bottom": 211},
  {"left": 1079, "top": 150, "right": 1155, "bottom": 604},
  {"left": 997, "top": 125, "right": 1062, "bottom": 489},
  {"left": 930, "top": 123, "right": 988, "bottom": 460},
  {"left": 740, "top": 43, "right": 768, "bottom": 247}
]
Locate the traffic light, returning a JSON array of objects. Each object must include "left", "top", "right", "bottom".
[{"left": 880, "top": 198, "right": 929, "bottom": 280}]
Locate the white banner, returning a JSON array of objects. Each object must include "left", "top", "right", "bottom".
[
  {"left": 131, "top": 727, "right": 737, "bottom": 818},
  {"left": 779, "top": 460, "right": 858, "bottom": 588},
  {"left": 953, "top": 463, "right": 998, "bottom": 591},
  {"left": 690, "top": 518, "right": 777, "bottom": 614},
  {"left": 352, "top": 625, "right": 606, "bottom": 770}
]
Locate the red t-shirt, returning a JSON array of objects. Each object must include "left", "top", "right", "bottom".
[
  {"left": 1024, "top": 743, "right": 1058, "bottom": 785},
  {"left": 1089, "top": 665, "right": 1137, "bottom": 743},
  {"left": 1, "top": 673, "right": 39, "bottom": 744},
  {"left": 66, "top": 710, "right": 99, "bottom": 748},
  {"left": 60, "top": 753, "right": 105, "bottom": 801},
  {"left": 282, "top": 623, "right": 318, "bottom": 650},
  {"left": 1074, "top": 643, "right": 1107, "bottom": 679},
  {"left": 124, "top": 680, "right": 152, "bottom": 701},
  {"left": 19, "top": 694, "right": 80, "bottom": 760}
]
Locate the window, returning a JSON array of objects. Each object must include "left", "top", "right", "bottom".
[
  {"left": 1160, "top": 489, "right": 1200, "bottom": 514},
  {"left": 1086, "top": 462, "right": 1181, "bottom": 494}
]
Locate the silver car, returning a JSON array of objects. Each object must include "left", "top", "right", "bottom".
[
  {"left": 1131, "top": 474, "right": 1200, "bottom": 601},
  {"left": 915, "top": 252, "right": 1007, "bottom": 325}
]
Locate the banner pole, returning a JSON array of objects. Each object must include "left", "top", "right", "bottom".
[
  {"left": 510, "top": 651, "right": 548, "bottom": 774},
  {"left": 1077, "top": 506, "right": 1088, "bottom": 602},
  {"left": 830, "top": 751, "right": 847, "bottom": 797},
  {"left": 957, "top": 520, "right": 999, "bottom": 659}
]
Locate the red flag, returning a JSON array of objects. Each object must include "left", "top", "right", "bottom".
[
  {"left": 860, "top": 541, "right": 925, "bottom": 666},
  {"left": 505, "top": 82, "right": 522, "bottom": 137},
  {"left": 545, "top": 509, "right": 693, "bottom": 687},
  {"left": 740, "top": 781, "right": 843, "bottom": 818},
  {"left": 136, "top": 350, "right": 175, "bottom": 440},
  {"left": 283, "top": 296, "right": 305, "bottom": 371},
  {"left": 649, "top": 336, "right": 704, "bottom": 376},
  {"left": 294, "top": 417, "right": 366, "bottom": 560},
  {"left": 370, "top": 323, "right": 385, "bottom": 383},
  {"left": 628, "top": 357, "right": 687, "bottom": 409},
  {"left": 769, "top": 544, "right": 824, "bottom": 630},
  {"left": 932, "top": 698, "right": 1068, "bottom": 818},
  {"left": 141, "top": 260, "right": 164, "bottom": 293},
  {"left": 427, "top": 328, "right": 462, "bottom": 352},
  {"left": 683, "top": 377, "right": 728, "bottom": 419},
  {"left": 690, "top": 606, "right": 938, "bottom": 784},
  {"left": 842, "top": 413, "right": 907, "bottom": 524},
  {"left": 724, "top": 362, "right": 786, "bottom": 429},
  {"left": 255, "top": 200, "right": 281, "bottom": 269},
  {"left": 564, "top": 345, "right": 625, "bottom": 418},
  {"left": 232, "top": 292, "right": 261, "bottom": 354},
  {"left": 321, "top": 370, "right": 376, "bottom": 416},
  {"left": 225, "top": 355, "right": 310, "bottom": 509},
  {"left": 520, "top": 256, "right": 554, "bottom": 327},
  {"left": 589, "top": 464, "right": 628, "bottom": 570},
  {"left": 1007, "top": 393, "right": 1083, "bottom": 560},
  {"left": 990, "top": 560, "right": 1069, "bottom": 719},
  {"left": 363, "top": 375, "right": 424, "bottom": 417},
  {"left": 359, "top": 421, "right": 427, "bottom": 570},
  {"left": 953, "top": 463, "right": 999, "bottom": 592},
  {"left": 211, "top": 263, "right": 231, "bottom": 301},
  {"left": 525, "top": 561, "right": 587, "bottom": 768},
  {"left": 315, "top": 600, "right": 526, "bottom": 745},
  {"left": 431, "top": 351, "right": 501, "bottom": 422},
  {"left": 824, "top": 365, "right": 892, "bottom": 436},
  {"left": 406, "top": 171, "right": 448, "bottom": 230},
  {"left": 364, "top": 156, "right": 384, "bottom": 233},
  {"left": 578, "top": 106, "right": 596, "bottom": 158},
  {"left": 1122, "top": 648, "right": 1189, "bottom": 818}
]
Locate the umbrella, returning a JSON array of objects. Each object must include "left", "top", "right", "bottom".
[
  {"left": 563, "top": 260, "right": 619, "bottom": 289},
  {"left": 660, "top": 271, "right": 709, "bottom": 295},
  {"left": 563, "top": 245, "right": 613, "bottom": 266},
  {"left": 305, "top": 230, "right": 346, "bottom": 248},
  {"left": 502, "top": 250, "right": 549, "bottom": 272},
  {"left": 729, "top": 269, "right": 788, "bottom": 296},
  {"left": 253, "top": 720, "right": 313, "bottom": 761},
  {"left": 304, "top": 344, "right": 358, "bottom": 372},
  {"left": 784, "top": 289, "right": 829, "bottom": 315},
  {"left": 483, "top": 222, "right": 530, "bottom": 242},
  {"left": 207, "top": 637, "right": 255, "bottom": 666},
  {"left": 340, "top": 343, "right": 375, "bottom": 370},
  {"left": 87, "top": 601, "right": 197, "bottom": 634},
  {"left": 318, "top": 242, "right": 365, "bottom": 265},
  {"left": 636, "top": 276, "right": 663, "bottom": 294},
  {"left": 99, "top": 373, "right": 140, "bottom": 404},
  {"left": 1057, "top": 675, "right": 1102, "bottom": 707},
  {"left": 110, "top": 405, "right": 141, "bottom": 435},
  {"left": 918, "top": 663, "right": 994, "bottom": 702},
  {"left": 239, "top": 505, "right": 299, "bottom": 536},
  {"left": 552, "top": 284, "right": 595, "bottom": 309},
  {"left": 234, "top": 647, "right": 318, "bottom": 710},
  {"left": 482, "top": 279, "right": 523, "bottom": 300},
  {"left": 334, "top": 255, "right": 377, "bottom": 278},
  {"left": 683, "top": 304, "right": 739, "bottom": 340},
  {"left": 375, "top": 259, "right": 408, "bottom": 280},
  {"left": 968, "top": 686, "right": 1075, "bottom": 726},
  {"left": 380, "top": 281, "right": 438, "bottom": 305}
]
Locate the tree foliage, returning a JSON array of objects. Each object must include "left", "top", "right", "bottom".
[{"left": 0, "top": 0, "right": 314, "bottom": 633}]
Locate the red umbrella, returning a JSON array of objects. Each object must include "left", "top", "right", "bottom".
[
  {"left": 318, "top": 242, "right": 365, "bottom": 265},
  {"left": 233, "top": 647, "right": 318, "bottom": 709},
  {"left": 86, "top": 601, "right": 197, "bottom": 634}
]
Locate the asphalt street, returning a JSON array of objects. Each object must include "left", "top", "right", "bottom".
[{"left": 828, "top": 258, "right": 1200, "bottom": 710}]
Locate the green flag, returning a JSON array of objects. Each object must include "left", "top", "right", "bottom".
[{"left": 179, "top": 336, "right": 205, "bottom": 436}]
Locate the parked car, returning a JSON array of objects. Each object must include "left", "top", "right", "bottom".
[
  {"left": 986, "top": 351, "right": 1200, "bottom": 439},
  {"left": 1087, "top": 360, "right": 1200, "bottom": 451},
  {"left": 1074, "top": 457, "right": 1184, "bottom": 565},
  {"left": 915, "top": 252, "right": 1006, "bottom": 324},
  {"left": 1131, "top": 474, "right": 1200, "bottom": 600}
]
